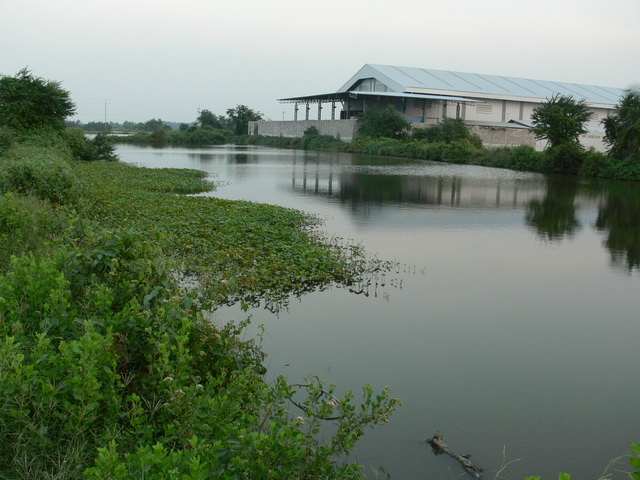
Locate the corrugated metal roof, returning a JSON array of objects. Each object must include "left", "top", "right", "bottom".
[
  {"left": 339, "top": 64, "right": 625, "bottom": 105},
  {"left": 349, "top": 91, "right": 480, "bottom": 103},
  {"left": 278, "top": 90, "right": 479, "bottom": 104}
]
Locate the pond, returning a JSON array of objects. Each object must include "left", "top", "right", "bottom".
[{"left": 119, "top": 143, "right": 640, "bottom": 479}]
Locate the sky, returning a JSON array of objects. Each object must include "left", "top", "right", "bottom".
[{"left": 2, "top": 0, "right": 640, "bottom": 124}]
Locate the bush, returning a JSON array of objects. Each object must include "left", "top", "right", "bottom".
[
  {"left": 440, "top": 140, "right": 481, "bottom": 164},
  {"left": 0, "top": 145, "right": 80, "bottom": 205},
  {"left": 507, "top": 145, "right": 546, "bottom": 171},
  {"left": 545, "top": 143, "right": 586, "bottom": 175},
  {"left": 0, "top": 126, "right": 16, "bottom": 155},
  {"left": 413, "top": 118, "right": 472, "bottom": 144},
  {"left": 0, "top": 192, "right": 68, "bottom": 270},
  {"left": 579, "top": 150, "right": 611, "bottom": 177},
  {"left": 356, "top": 105, "right": 410, "bottom": 139}
]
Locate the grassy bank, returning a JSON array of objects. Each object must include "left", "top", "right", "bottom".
[{"left": 0, "top": 130, "right": 398, "bottom": 479}]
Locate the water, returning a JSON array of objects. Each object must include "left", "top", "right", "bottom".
[{"left": 119, "top": 143, "right": 640, "bottom": 479}]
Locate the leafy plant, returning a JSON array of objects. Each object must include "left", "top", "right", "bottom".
[
  {"left": 531, "top": 94, "right": 593, "bottom": 149},
  {"left": 357, "top": 105, "right": 411, "bottom": 140},
  {"left": 0, "top": 68, "right": 75, "bottom": 132},
  {"left": 603, "top": 88, "right": 640, "bottom": 159}
]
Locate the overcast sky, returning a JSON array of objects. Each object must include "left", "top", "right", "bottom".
[{"left": 2, "top": 0, "right": 639, "bottom": 124}]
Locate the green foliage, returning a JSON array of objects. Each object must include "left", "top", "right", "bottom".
[
  {"left": 0, "top": 192, "right": 68, "bottom": 270},
  {"left": 413, "top": 117, "right": 473, "bottom": 144},
  {"left": 137, "top": 118, "right": 172, "bottom": 132},
  {"left": 111, "top": 128, "right": 227, "bottom": 147},
  {"left": 197, "top": 108, "right": 229, "bottom": 130},
  {"left": 0, "top": 68, "right": 76, "bottom": 132},
  {"left": 0, "top": 144, "right": 80, "bottom": 205},
  {"left": 544, "top": 142, "right": 586, "bottom": 175},
  {"left": 530, "top": 94, "right": 593, "bottom": 149},
  {"left": 76, "top": 161, "right": 388, "bottom": 311},
  {"left": 631, "top": 441, "right": 640, "bottom": 480},
  {"left": 63, "top": 129, "right": 118, "bottom": 161},
  {"left": 508, "top": 145, "right": 547, "bottom": 171},
  {"left": 603, "top": 88, "right": 640, "bottom": 159},
  {"left": 579, "top": 149, "right": 610, "bottom": 177},
  {"left": 297, "top": 126, "right": 344, "bottom": 151},
  {"left": 0, "top": 137, "right": 400, "bottom": 478},
  {"left": 226, "top": 104, "right": 263, "bottom": 135},
  {"left": 0, "top": 126, "right": 17, "bottom": 155},
  {"left": 525, "top": 474, "right": 572, "bottom": 480},
  {"left": 356, "top": 105, "right": 411, "bottom": 140}
]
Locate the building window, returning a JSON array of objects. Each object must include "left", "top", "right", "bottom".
[{"left": 476, "top": 104, "right": 492, "bottom": 114}]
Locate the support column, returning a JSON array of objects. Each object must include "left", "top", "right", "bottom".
[
  {"left": 456, "top": 102, "right": 461, "bottom": 119},
  {"left": 305, "top": 103, "right": 310, "bottom": 121},
  {"left": 331, "top": 101, "right": 336, "bottom": 120},
  {"left": 422, "top": 100, "right": 427, "bottom": 123},
  {"left": 443, "top": 101, "right": 448, "bottom": 118},
  {"left": 318, "top": 102, "right": 322, "bottom": 121},
  {"left": 294, "top": 103, "right": 298, "bottom": 121}
]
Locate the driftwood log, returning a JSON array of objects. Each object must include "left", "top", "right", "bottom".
[{"left": 427, "top": 434, "right": 485, "bottom": 480}]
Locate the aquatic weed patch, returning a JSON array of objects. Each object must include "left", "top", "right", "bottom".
[{"left": 76, "top": 161, "right": 375, "bottom": 310}]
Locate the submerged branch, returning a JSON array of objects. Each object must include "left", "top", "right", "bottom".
[{"left": 427, "top": 434, "right": 485, "bottom": 480}]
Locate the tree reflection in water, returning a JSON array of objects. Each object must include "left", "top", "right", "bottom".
[
  {"left": 525, "top": 176, "right": 581, "bottom": 241},
  {"left": 595, "top": 182, "right": 640, "bottom": 272}
]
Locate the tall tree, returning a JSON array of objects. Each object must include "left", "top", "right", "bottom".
[
  {"left": 197, "top": 109, "right": 228, "bottom": 130},
  {"left": 226, "top": 104, "right": 263, "bottom": 135},
  {"left": 530, "top": 94, "right": 593, "bottom": 149},
  {"left": 603, "top": 88, "right": 640, "bottom": 159},
  {"left": 0, "top": 68, "right": 76, "bottom": 131}
]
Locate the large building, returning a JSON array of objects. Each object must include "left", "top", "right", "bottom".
[{"left": 250, "top": 64, "right": 626, "bottom": 150}]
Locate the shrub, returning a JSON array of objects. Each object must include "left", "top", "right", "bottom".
[
  {"left": 356, "top": 105, "right": 410, "bottom": 139},
  {"left": 0, "top": 126, "right": 16, "bottom": 155},
  {"left": 579, "top": 150, "right": 610, "bottom": 177},
  {"left": 545, "top": 143, "right": 586, "bottom": 175},
  {"left": 507, "top": 145, "right": 546, "bottom": 171},
  {"left": 440, "top": 140, "right": 481, "bottom": 164},
  {"left": 413, "top": 118, "right": 472, "bottom": 144},
  {"left": 0, "top": 192, "right": 67, "bottom": 271},
  {"left": 0, "top": 146, "right": 79, "bottom": 205}
]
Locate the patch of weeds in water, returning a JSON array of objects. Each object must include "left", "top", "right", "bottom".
[{"left": 76, "top": 161, "right": 391, "bottom": 312}]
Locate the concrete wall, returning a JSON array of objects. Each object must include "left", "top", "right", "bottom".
[
  {"left": 468, "top": 125, "right": 537, "bottom": 149},
  {"left": 248, "top": 119, "right": 358, "bottom": 141}
]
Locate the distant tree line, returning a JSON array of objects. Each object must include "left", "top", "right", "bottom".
[{"left": 68, "top": 105, "right": 264, "bottom": 147}]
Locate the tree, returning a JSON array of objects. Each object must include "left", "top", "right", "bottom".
[
  {"left": 530, "top": 94, "right": 593, "bottom": 149},
  {"left": 356, "top": 105, "right": 410, "bottom": 139},
  {"left": 0, "top": 68, "right": 76, "bottom": 131},
  {"left": 137, "top": 118, "right": 171, "bottom": 132},
  {"left": 226, "top": 104, "right": 263, "bottom": 135},
  {"left": 197, "top": 109, "right": 228, "bottom": 130},
  {"left": 603, "top": 88, "right": 640, "bottom": 159}
]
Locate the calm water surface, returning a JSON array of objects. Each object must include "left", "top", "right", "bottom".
[{"left": 119, "top": 144, "right": 639, "bottom": 479}]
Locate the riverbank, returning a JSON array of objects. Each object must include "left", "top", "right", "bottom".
[
  {"left": 109, "top": 125, "right": 640, "bottom": 182},
  {"left": 0, "top": 130, "right": 398, "bottom": 478},
  {"left": 236, "top": 131, "right": 640, "bottom": 182}
]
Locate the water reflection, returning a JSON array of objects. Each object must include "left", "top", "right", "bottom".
[
  {"left": 286, "top": 153, "right": 640, "bottom": 273},
  {"left": 525, "top": 176, "right": 581, "bottom": 241},
  {"left": 290, "top": 154, "right": 543, "bottom": 210},
  {"left": 595, "top": 182, "right": 640, "bottom": 272}
]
